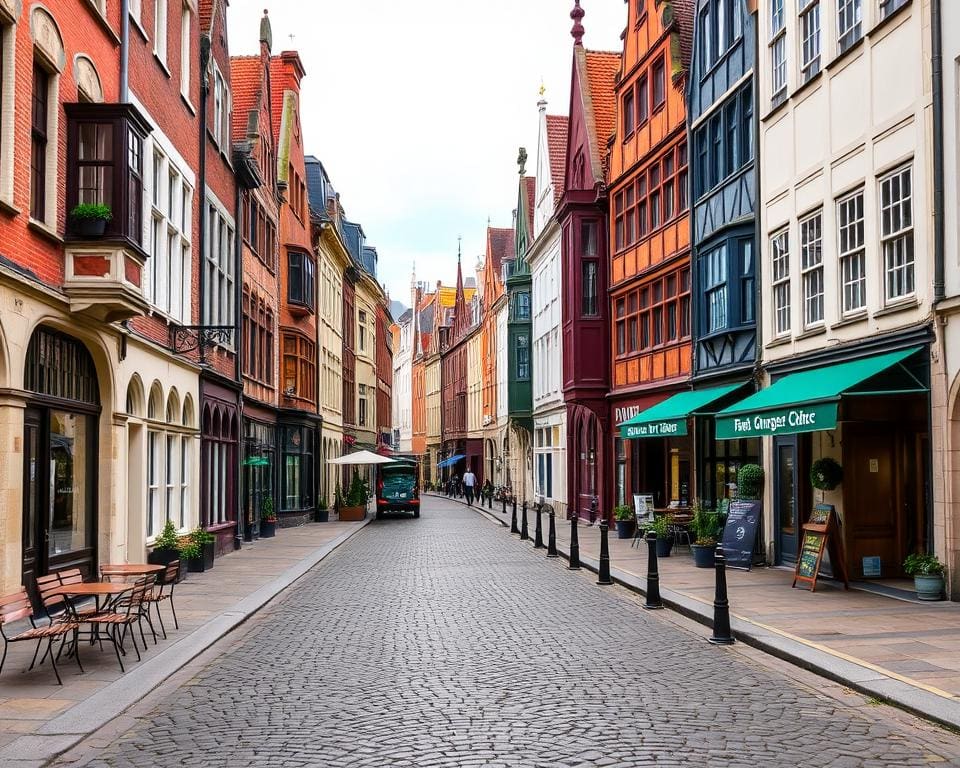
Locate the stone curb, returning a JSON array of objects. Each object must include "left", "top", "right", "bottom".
[
  {"left": 433, "top": 493, "right": 960, "bottom": 732},
  {"left": 0, "top": 517, "right": 374, "bottom": 767}
]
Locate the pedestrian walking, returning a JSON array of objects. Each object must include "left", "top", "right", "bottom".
[
  {"left": 463, "top": 468, "right": 477, "bottom": 506},
  {"left": 448, "top": 474, "right": 458, "bottom": 497}
]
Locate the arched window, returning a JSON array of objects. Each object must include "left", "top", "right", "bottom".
[
  {"left": 25, "top": 325, "right": 99, "bottom": 405},
  {"left": 147, "top": 382, "right": 163, "bottom": 420},
  {"left": 125, "top": 375, "right": 144, "bottom": 416}
]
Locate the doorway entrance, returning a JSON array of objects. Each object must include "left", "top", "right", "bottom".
[
  {"left": 21, "top": 327, "right": 101, "bottom": 597},
  {"left": 774, "top": 436, "right": 798, "bottom": 565}
]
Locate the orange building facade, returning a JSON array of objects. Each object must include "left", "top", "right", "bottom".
[{"left": 607, "top": 0, "right": 693, "bottom": 509}]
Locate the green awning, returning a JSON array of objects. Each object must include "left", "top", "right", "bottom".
[
  {"left": 619, "top": 384, "right": 743, "bottom": 439},
  {"left": 715, "top": 347, "right": 926, "bottom": 439}
]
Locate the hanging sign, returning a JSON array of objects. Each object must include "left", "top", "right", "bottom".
[
  {"left": 621, "top": 418, "right": 687, "bottom": 439},
  {"left": 716, "top": 402, "right": 838, "bottom": 439}
]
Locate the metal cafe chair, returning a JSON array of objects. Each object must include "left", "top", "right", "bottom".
[
  {"left": 142, "top": 560, "right": 181, "bottom": 639},
  {"left": 83, "top": 575, "right": 155, "bottom": 672},
  {"left": 0, "top": 588, "right": 82, "bottom": 685}
]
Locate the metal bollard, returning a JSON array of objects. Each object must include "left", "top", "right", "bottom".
[
  {"left": 534, "top": 503, "right": 544, "bottom": 548},
  {"left": 547, "top": 508, "right": 558, "bottom": 558},
  {"left": 510, "top": 498, "right": 519, "bottom": 534},
  {"left": 488, "top": 492, "right": 493, "bottom": 509},
  {"left": 520, "top": 501, "right": 529, "bottom": 541},
  {"left": 597, "top": 518, "right": 613, "bottom": 585},
  {"left": 643, "top": 531, "right": 663, "bottom": 610},
  {"left": 568, "top": 513, "right": 581, "bottom": 570},
  {"left": 708, "top": 544, "right": 735, "bottom": 645}
]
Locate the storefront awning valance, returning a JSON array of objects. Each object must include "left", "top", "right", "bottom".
[
  {"left": 715, "top": 347, "right": 926, "bottom": 439},
  {"left": 619, "top": 384, "right": 743, "bottom": 439},
  {"left": 437, "top": 454, "right": 465, "bottom": 469}
]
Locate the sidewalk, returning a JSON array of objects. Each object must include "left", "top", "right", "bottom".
[
  {"left": 440, "top": 494, "right": 960, "bottom": 730},
  {"left": 0, "top": 517, "right": 371, "bottom": 767}
]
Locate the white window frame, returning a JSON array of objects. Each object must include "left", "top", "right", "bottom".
[
  {"left": 879, "top": 164, "right": 915, "bottom": 302},
  {"left": 179, "top": 2, "right": 190, "bottom": 100},
  {"left": 837, "top": 189, "right": 866, "bottom": 316},
  {"left": 837, "top": 0, "right": 862, "bottom": 53},
  {"left": 154, "top": 0, "right": 168, "bottom": 67},
  {"left": 180, "top": 434, "right": 191, "bottom": 528},
  {"left": 771, "top": 229, "right": 791, "bottom": 337},
  {"left": 798, "top": 0, "right": 821, "bottom": 83},
  {"left": 147, "top": 430, "right": 161, "bottom": 537},
  {"left": 0, "top": 19, "right": 16, "bottom": 207},
  {"left": 769, "top": 0, "right": 787, "bottom": 101},
  {"left": 165, "top": 432, "right": 179, "bottom": 527},
  {"left": 799, "top": 210, "right": 824, "bottom": 328},
  {"left": 147, "top": 146, "right": 192, "bottom": 322},
  {"left": 203, "top": 192, "right": 236, "bottom": 336}
]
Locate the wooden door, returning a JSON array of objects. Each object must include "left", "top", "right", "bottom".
[
  {"left": 843, "top": 425, "right": 898, "bottom": 578},
  {"left": 21, "top": 409, "right": 44, "bottom": 603},
  {"left": 774, "top": 436, "right": 798, "bottom": 565}
]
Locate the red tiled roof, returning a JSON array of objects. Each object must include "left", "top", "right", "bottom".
[
  {"left": 199, "top": 0, "right": 215, "bottom": 35},
  {"left": 269, "top": 57, "right": 286, "bottom": 143},
  {"left": 672, "top": 0, "right": 695, "bottom": 81},
  {"left": 230, "top": 56, "right": 262, "bottom": 142},
  {"left": 584, "top": 50, "right": 621, "bottom": 173},
  {"left": 486, "top": 227, "right": 515, "bottom": 275},
  {"left": 524, "top": 176, "right": 536, "bottom": 234},
  {"left": 545, "top": 114, "right": 569, "bottom": 204}
]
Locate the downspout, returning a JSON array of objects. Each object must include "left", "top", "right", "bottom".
[
  {"left": 120, "top": 0, "right": 130, "bottom": 100},
  {"left": 233, "top": 178, "right": 244, "bottom": 551},
  {"left": 932, "top": 0, "right": 945, "bottom": 304}
]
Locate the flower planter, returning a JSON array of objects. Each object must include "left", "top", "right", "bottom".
[
  {"left": 615, "top": 520, "right": 635, "bottom": 539},
  {"left": 338, "top": 505, "right": 366, "bottom": 522},
  {"left": 147, "top": 547, "right": 184, "bottom": 581},
  {"left": 656, "top": 536, "right": 673, "bottom": 558},
  {"left": 315, "top": 508, "right": 330, "bottom": 523},
  {"left": 72, "top": 218, "right": 108, "bottom": 237},
  {"left": 691, "top": 544, "right": 716, "bottom": 568},
  {"left": 914, "top": 575, "right": 944, "bottom": 601},
  {"left": 260, "top": 520, "right": 277, "bottom": 538}
]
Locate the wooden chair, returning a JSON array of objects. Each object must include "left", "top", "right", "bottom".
[
  {"left": 0, "top": 589, "right": 82, "bottom": 685},
  {"left": 83, "top": 576, "right": 154, "bottom": 673},
  {"left": 143, "top": 561, "right": 180, "bottom": 639}
]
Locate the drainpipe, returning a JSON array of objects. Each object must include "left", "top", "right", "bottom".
[
  {"left": 120, "top": 0, "right": 129, "bottom": 101},
  {"left": 198, "top": 35, "right": 210, "bottom": 365},
  {"left": 233, "top": 177, "right": 243, "bottom": 551},
  {"left": 932, "top": 0, "right": 945, "bottom": 304}
]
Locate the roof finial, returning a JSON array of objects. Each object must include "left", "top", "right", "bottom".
[
  {"left": 457, "top": 235, "right": 462, "bottom": 263},
  {"left": 571, "top": 0, "right": 585, "bottom": 46}
]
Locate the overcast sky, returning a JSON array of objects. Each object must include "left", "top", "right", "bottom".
[{"left": 227, "top": 1, "right": 626, "bottom": 310}]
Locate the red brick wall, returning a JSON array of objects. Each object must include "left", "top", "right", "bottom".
[{"left": 0, "top": 3, "right": 119, "bottom": 288}]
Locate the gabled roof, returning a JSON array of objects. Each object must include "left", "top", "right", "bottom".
[
  {"left": 524, "top": 176, "right": 536, "bottom": 234},
  {"left": 486, "top": 227, "right": 514, "bottom": 276},
  {"left": 546, "top": 115, "right": 569, "bottom": 205},
  {"left": 584, "top": 50, "right": 620, "bottom": 174},
  {"left": 230, "top": 56, "right": 263, "bottom": 142}
]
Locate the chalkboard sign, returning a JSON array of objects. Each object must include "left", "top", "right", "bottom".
[
  {"left": 720, "top": 500, "right": 761, "bottom": 570},
  {"left": 796, "top": 531, "right": 826, "bottom": 580},
  {"left": 792, "top": 504, "right": 848, "bottom": 592}
]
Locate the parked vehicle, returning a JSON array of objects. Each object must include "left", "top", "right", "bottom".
[{"left": 376, "top": 459, "right": 420, "bottom": 518}]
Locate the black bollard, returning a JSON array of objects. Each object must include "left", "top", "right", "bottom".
[
  {"left": 597, "top": 518, "right": 613, "bottom": 585},
  {"left": 502, "top": 495, "right": 507, "bottom": 516},
  {"left": 568, "top": 513, "right": 581, "bottom": 570},
  {"left": 708, "top": 544, "right": 735, "bottom": 645},
  {"left": 643, "top": 531, "right": 663, "bottom": 610},
  {"left": 488, "top": 491, "right": 493, "bottom": 509},
  {"left": 520, "top": 501, "right": 529, "bottom": 541},
  {"left": 510, "top": 498, "right": 519, "bottom": 534},
  {"left": 547, "top": 508, "right": 558, "bottom": 558},
  {"left": 534, "top": 503, "right": 544, "bottom": 548}
]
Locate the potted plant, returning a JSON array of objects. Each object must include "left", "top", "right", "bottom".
[
  {"left": 690, "top": 500, "right": 720, "bottom": 568},
  {"left": 315, "top": 495, "right": 330, "bottom": 523},
  {"left": 339, "top": 470, "right": 368, "bottom": 521},
  {"left": 903, "top": 553, "right": 946, "bottom": 601},
  {"left": 184, "top": 527, "right": 215, "bottom": 572},
  {"left": 260, "top": 496, "right": 278, "bottom": 538},
  {"left": 613, "top": 504, "right": 635, "bottom": 539},
  {"left": 737, "top": 464, "right": 764, "bottom": 500},
  {"left": 148, "top": 520, "right": 182, "bottom": 568},
  {"left": 649, "top": 514, "right": 673, "bottom": 558},
  {"left": 69, "top": 203, "right": 112, "bottom": 237},
  {"left": 177, "top": 536, "right": 203, "bottom": 573}
]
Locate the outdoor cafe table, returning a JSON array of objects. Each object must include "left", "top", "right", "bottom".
[
  {"left": 46, "top": 582, "right": 133, "bottom": 613},
  {"left": 99, "top": 563, "right": 166, "bottom": 579}
]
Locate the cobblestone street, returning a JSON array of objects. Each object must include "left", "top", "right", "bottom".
[{"left": 67, "top": 498, "right": 960, "bottom": 768}]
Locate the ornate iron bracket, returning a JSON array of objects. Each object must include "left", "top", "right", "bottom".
[{"left": 169, "top": 325, "right": 234, "bottom": 355}]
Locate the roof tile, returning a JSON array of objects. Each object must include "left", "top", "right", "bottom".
[
  {"left": 584, "top": 50, "right": 621, "bottom": 174},
  {"left": 230, "top": 56, "right": 263, "bottom": 142},
  {"left": 545, "top": 114, "right": 569, "bottom": 205}
]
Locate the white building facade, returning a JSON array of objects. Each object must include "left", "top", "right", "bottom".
[{"left": 392, "top": 308, "right": 414, "bottom": 454}]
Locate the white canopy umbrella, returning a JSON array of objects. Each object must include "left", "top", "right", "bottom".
[{"left": 327, "top": 450, "right": 396, "bottom": 466}]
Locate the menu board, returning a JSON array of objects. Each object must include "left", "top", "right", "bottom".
[
  {"left": 792, "top": 504, "right": 848, "bottom": 592},
  {"left": 720, "top": 500, "right": 761, "bottom": 570}
]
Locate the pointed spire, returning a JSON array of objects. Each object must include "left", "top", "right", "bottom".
[
  {"left": 538, "top": 81, "right": 547, "bottom": 113},
  {"left": 571, "top": 0, "right": 584, "bottom": 46},
  {"left": 260, "top": 8, "right": 273, "bottom": 51}
]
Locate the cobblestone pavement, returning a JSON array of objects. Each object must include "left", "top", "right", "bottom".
[{"left": 69, "top": 497, "right": 960, "bottom": 768}]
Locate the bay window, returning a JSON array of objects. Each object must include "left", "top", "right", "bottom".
[
  {"left": 282, "top": 333, "right": 316, "bottom": 403},
  {"left": 288, "top": 250, "right": 316, "bottom": 310}
]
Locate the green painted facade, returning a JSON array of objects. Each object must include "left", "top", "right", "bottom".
[{"left": 506, "top": 156, "right": 533, "bottom": 430}]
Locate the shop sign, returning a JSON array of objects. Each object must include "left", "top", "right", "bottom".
[
  {"left": 716, "top": 402, "right": 837, "bottom": 439},
  {"left": 621, "top": 418, "right": 686, "bottom": 439}
]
